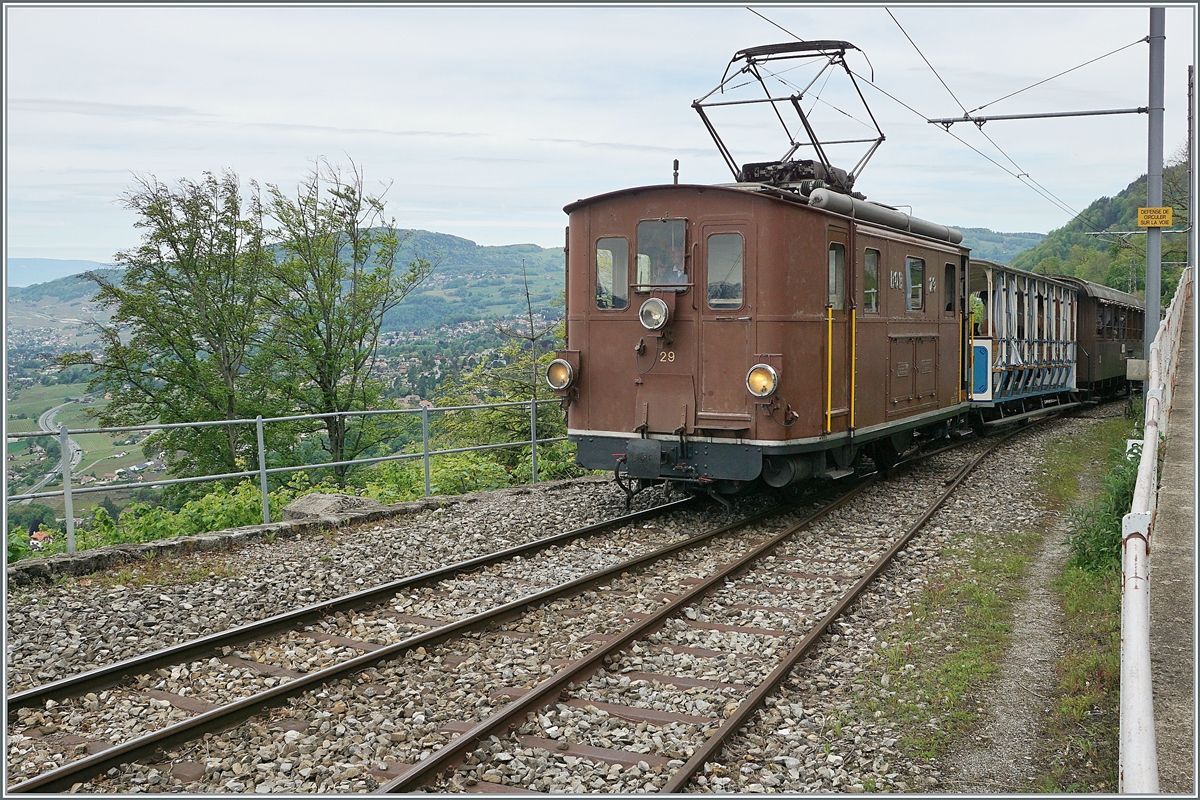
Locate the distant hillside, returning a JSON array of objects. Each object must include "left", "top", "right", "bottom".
[
  {"left": 5, "top": 232, "right": 565, "bottom": 339},
  {"left": 955, "top": 228, "right": 1046, "bottom": 265},
  {"left": 6, "top": 270, "right": 120, "bottom": 345},
  {"left": 8, "top": 269, "right": 121, "bottom": 305},
  {"left": 1010, "top": 162, "right": 1188, "bottom": 273},
  {"left": 388, "top": 231, "right": 563, "bottom": 332}
]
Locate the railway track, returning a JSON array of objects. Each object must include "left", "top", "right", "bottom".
[
  {"left": 7, "top": 426, "right": 1032, "bottom": 793},
  {"left": 6, "top": 495, "right": 720, "bottom": 791}
]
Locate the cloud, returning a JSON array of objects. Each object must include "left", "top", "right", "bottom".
[
  {"left": 8, "top": 98, "right": 206, "bottom": 118},
  {"left": 242, "top": 120, "right": 485, "bottom": 140},
  {"left": 532, "top": 138, "right": 713, "bottom": 156}
]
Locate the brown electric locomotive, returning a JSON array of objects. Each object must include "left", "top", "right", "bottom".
[
  {"left": 548, "top": 181, "right": 971, "bottom": 497},
  {"left": 543, "top": 41, "right": 976, "bottom": 497}
]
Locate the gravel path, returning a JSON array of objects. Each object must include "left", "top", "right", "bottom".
[{"left": 937, "top": 517, "right": 1069, "bottom": 791}]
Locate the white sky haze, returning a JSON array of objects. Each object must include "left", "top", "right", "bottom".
[{"left": 4, "top": 3, "right": 1197, "bottom": 266}]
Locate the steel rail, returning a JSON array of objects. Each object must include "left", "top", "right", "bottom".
[
  {"left": 377, "top": 481, "right": 874, "bottom": 793},
  {"left": 6, "top": 497, "right": 695, "bottom": 714},
  {"left": 9, "top": 495, "right": 808, "bottom": 793},
  {"left": 382, "top": 423, "right": 1037, "bottom": 793},
  {"left": 659, "top": 424, "right": 1028, "bottom": 792}
]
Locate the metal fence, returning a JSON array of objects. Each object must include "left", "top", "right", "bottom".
[
  {"left": 6, "top": 398, "right": 566, "bottom": 554},
  {"left": 1118, "top": 265, "right": 1192, "bottom": 792}
]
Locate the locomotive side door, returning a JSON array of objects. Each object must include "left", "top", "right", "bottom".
[
  {"left": 825, "top": 226, "right": 851, "bottom": 434},
  {"left": 696, "top": 222, "right": 754, "bottom": 431}
]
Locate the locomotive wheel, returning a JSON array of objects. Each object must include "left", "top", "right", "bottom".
[{"left": 871, "top": 430, "right": 912, "bottom": 470}]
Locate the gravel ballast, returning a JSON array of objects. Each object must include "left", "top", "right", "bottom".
[{"left": 6, "top": 414, "right": 1098, "bottom": 792}]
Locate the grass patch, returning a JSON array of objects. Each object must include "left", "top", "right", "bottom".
[
  {"left": 1037, "top": 566, "right": 1121, "bottom": 791},
  {"left": 853, "top": 527, "right": 1038, "bottom": 762},
  {"left": 1033, "top": 407, "right": 1137, "bottom": 791},
  {"left": 4, "top": 382, "right": 89, "bottom": 425},
  {"left": 1036, "top": 411, "right": 1138, "bottom": 509}
]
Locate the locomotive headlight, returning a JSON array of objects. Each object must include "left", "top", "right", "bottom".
[
  {"left": 545, "top": 359, "right": 574, "bottom": 391},
  {"left": 638, "top": 297, "right": 670, "bottom": 331},
  {"left": 746, "top": 364, "right": 778, "bottom": 398}
]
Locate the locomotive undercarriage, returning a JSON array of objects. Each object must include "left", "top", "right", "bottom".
[{"left": 575, "top": 406, "right": 972, "bottom": 506}]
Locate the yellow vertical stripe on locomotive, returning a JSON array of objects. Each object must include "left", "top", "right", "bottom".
[
  {"left": 850, "top": 307, "right": 857, "bottom": 429},
  {"left": 825, "top": 304, "right": 833, "bottom": 434}
]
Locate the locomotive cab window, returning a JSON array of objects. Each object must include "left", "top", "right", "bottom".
[
  {"left": 636, "top": 219, "right": 688, "bottom": 289},
  {"left": 944, "top": 263, "right": 955, "bottom": 314},
  {"left": 905, "top": 256, "right": 924, "bottom": 311},
  {"left": 828, "top": 243, "right": 846, "bottom": 310},
  {"left": 706, "top": 232, "right": 744, "bottom": 309},
  {"left": 863, "top": 248, "right": 880, "bottom": 314},
  {"left": 595, "top": 237, "right": 628, "bottom": 310}
]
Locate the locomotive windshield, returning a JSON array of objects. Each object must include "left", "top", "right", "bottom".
[{"left": 636, "top": 219, "right": 688, "bottom": 289}]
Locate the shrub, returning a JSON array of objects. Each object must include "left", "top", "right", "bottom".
[{"left": 1066, "top": 442, "right": 1143, "bottom": 573}]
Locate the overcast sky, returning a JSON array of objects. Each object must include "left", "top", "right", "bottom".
[{"left": 4, "top": 3, "right": 1196, "bottom": 270}]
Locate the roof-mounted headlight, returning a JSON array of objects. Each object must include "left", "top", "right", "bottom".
[
  {"left": 545, "top": 358, "right": 575, "bottom": 391},
  {"left": 639, "top": 297, "right": 670, "bottom": 331},
  {"left": 746, "top": 364, "right": 778, "bottom": 398}
]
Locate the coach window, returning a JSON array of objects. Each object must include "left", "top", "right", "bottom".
[
  {"left": 828, "top": 243, "right": 846, "bottom": 310},
  {"left": 863, "top": 248, "right": 880, "bottom": 313},
  {"left": 637, "top": 219, "right": 688, "bottom": 288},
  {"left": 595, "top": 237, "right": 628, "bottom": 310},
  {"left": 971, "top": 290, "right": 989, "bottom": 335},
  {"left": 905, "top": 256, "right": 924, "bottom": 311},
  {"left": 706, "top": 232, "right": 744, "bottom": 309}
]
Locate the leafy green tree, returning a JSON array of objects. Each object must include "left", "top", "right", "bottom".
[
  {"left": 59, "top": 171, "right": 280, "bottom": 484},
  {"left": 263, "top": 159, "right": 435, "bottom": 481},
  {"left": 6, "top": 503, "right": 59, "bottom": 536}
]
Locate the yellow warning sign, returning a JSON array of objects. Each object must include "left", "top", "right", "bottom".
[{"left": 1137, "top": 206, "right": 1173, "bottom": 227}]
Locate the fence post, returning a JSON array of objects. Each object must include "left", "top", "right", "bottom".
[
  {"left": 530, "top": 397, "right": 538, "bottom": 484},
  {"left": 257, "top": 415, "right": 270, "bottom": 525},
  {"left": 59, "top": 423, "right": 75, "bottom": 554},
  {"left": 422, "top": 406, "right": 431, "bottom": 497}
]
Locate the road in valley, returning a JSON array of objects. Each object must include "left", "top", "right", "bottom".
[{"left": 21, "top": 402, "right": 84, "bottom": 497}]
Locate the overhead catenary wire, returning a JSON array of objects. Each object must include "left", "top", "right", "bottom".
[
  {"left": 746, "top": 7, "right": 1141, "bottom": 246},
  {"left": 848, "top": 59, "right": 1136, "bottom": 244},
  {"left": 870, "top": 12, "right": 1132, "bottom": 243},
  {"left": 886, "top": 8, "right": 969, "bottom": 116},
  {"left": 969, "top": 36, "right": 1150, "bottom": 115}
]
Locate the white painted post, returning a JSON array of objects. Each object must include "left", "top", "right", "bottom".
[
  {"left": 422, "top": 407, "right": 431, "bottom": 497},
  {"left": 257, "top": 416, "right": 270, "bottom": 525},
  {"left": 59, "top": 423, "right": 75, "bottom": 554},
  {"left": 530, "top": 397, "right": 539, "bottom": 484}
]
